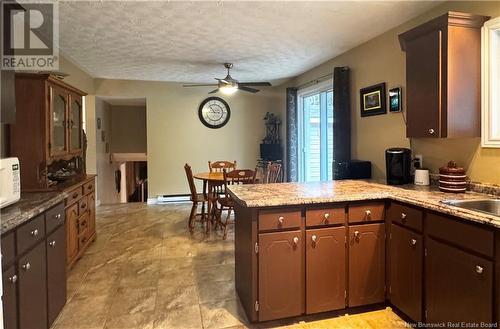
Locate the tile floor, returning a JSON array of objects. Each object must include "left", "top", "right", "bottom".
[{"left": 51, "top": 203, "right": 408, "bottom": 329}]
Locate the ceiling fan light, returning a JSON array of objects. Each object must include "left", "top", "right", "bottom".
[{"left": 219, "top": 84, "right": 238, "bottom": 95}]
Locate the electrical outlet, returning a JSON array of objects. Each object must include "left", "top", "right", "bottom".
[{"left": 414, "top": 154, "right": 423, "bottom": 169}]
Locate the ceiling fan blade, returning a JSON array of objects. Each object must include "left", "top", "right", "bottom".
[
  {"left": 208, "top": 89, "right": 219, "bottom": 94},
  {"left": 238, "top": 82, "right": 272, "bottom": 87},
  {"left": 183, "top": 84, "right": 218, "bottom": 87},
  {"left": 238, "top": 86, "right": 259, "bottom": 93},
  {"left": 215, "top": 78, "right": 229, "bottom": 84}
]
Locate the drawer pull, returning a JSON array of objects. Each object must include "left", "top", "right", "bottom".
[
  {"left": 354, "top": 230, "right": 360, "bottom": 239},
  {"left": 9, "top": 275, "right": 18, "bottom": 283},
  {"left": 365, "top": 210, "right": 371, "bottom": 217},
  {"left": 475, "top": 265, "right": 484, "bottom": 274},
  {"left": 49, "top": 240, "right": 56, "bottom": 247},
  {"left": 81, "top": 203, "right": 87, "bottom": 209},
  {"left": 87, "top": 185, "right": 93, "bottom": 190},
  {"left": 278, "top": 216, "right": 284, "bottom": 224},
  {"left": 80, "top": 220, "right": 87, "bottom": 227},
  {"left": 22, "top": 262, "right": 31, "bottom": 271},
  {"left": 311, "top": 235, "right": 317, "bottom": 243},
  {"left": 410, "top": 238, "right": 417, "bottom": 246},
  {"left": 30, "top": 229, "right": 39, "bottom": 237},
  {"left": 293, "top": 237, "right": 299, "bottom": 245},
  {"left": 429, "top": 128, "right": 435, "bottom": 135},
  {"left": 401, "top": 213, "right": 407, "bottom": 220},
  {"left": 54, "top": 213, "right": 61, "bottom": 220},
  {"left": 324, "top": 213, "right": 330, "bottom": 220},
  {"left": 72, "top": 192, "right": 79, "bottom": 199}
]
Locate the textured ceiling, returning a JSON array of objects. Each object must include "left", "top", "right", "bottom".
[{"left": 59, "top": 1, "right": 440, "bottom": 84}]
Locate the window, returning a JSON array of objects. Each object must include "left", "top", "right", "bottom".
[
  {"left": 482, "top": 17, "right": 500, "bottom": 148},
  {"left": 298, "top": 79, "right": 333, "bottom": 182}
]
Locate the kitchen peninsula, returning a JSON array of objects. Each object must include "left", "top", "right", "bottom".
[{"left": 229, "top": 180, "right": 500, "bottom": 325}]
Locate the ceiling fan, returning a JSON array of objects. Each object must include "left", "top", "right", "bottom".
[{"left": 183, "top": 63, "right": 272, "bottom": 95}]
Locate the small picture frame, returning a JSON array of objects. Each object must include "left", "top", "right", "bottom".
[
  {"left": 389, "top": 87, "right": 402, "bottom": 113},
  {"left": 360, "top": 82, "right": 386, "bottom": 117}
]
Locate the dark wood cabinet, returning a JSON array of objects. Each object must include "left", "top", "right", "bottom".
[
  {"left": 306, "top": 227, "right": 345, "bottom": 314},
  {"left": 66, "top": 203, "right": 79, "bottom": 264},
  {"left": 47, "top": 225, "right": 67, "bottom": 327},
  {"left": 2, "top": 266, "right": 18, "bottom": 329},
  {"left": 11, "top": 74, "right": 87, "bottom": 191},
  {"left": 426, "top": 238, "right": 493, "bottom": 323},
  {"left": 390, "top": 224, "right": 422, "bottom": 322},
  {"left": 18, "top": 242, "right": 47, "bottom": 329},
  {"left": 348, "top": 223, "right": 385, "bottom": 307},
  {"left": 258, "top": 230, "right": 303, "bottom": 321},
  {"left": 399, "top": 12, "right": 489, "bottom": 138}
]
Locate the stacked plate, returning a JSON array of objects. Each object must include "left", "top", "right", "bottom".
[{"left": 439, "top": 161, "right": 467, "bottom": 193}]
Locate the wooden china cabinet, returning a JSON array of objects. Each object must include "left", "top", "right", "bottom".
[{"left": 10, "top": 73, "right": 96, "bottom": 268}]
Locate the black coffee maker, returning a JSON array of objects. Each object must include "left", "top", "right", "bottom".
[{"left": 385, "top": 148, "right": 412, "bottom": 185}]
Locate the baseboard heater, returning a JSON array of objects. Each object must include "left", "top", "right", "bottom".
[{"left": 148, "top": 194, "right": 190, "bottom": 204}]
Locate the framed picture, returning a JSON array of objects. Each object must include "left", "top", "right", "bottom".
[
  {"left": 389, "top": 87, "right": 402, "bottom": 112},
  {"left": 360, "top": 82, "right": 386, "bottom": 117}
]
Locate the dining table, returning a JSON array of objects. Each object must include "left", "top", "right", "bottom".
[{"left": 193, "top": 172, "right": 225, "bottom": 231}]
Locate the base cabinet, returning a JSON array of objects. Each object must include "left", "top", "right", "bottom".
[
  {"left": 258, "top": 230, "right": 303, "bottom": 321},
  {"left": 47, "top": 225, "right": 67, "bottom": 327},
  {"left": 306, "top": 227, "right": 346, "bottom": 314},
  {"left": 2, "top": 266, "right": 18, "bottom": 329},
  {"left": 426, "top": 238, "right": 493, "bottom": 323},
  {"left": 348, "top": 223, "right": 385, "bottom": 307},
  {"left": 390, "top": 224, "right": 422, "bottom": 322},
  {"left": 18, "top": 242, "right": 48, "bottom": 329}
]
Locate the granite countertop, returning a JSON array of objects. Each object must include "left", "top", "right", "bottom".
[
  {"left": 0, "top": 192, "right": 67, "bottom": 235},
  {"left": 228, "top": 180, "right": 500, "bottom": 228}
]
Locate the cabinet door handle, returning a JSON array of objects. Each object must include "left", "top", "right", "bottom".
[
  {"left": 365, "top": 210, "right": 371, "bottom": 217},
  {"left": 293, "top": 237, "right": 299, "bottom": 245},
  {"left": 311, "top": 235, "right": 317, "bottom": 243},
  {"left": 30, "top": 229, "right": 39, "bottom": 237},
  {"left": 54, "top": 213, "right": 61, "bottom": 220},
  {"left": 49, "top": 240, "right": 56, "bottom": 247},
  {"left": 428, "top": 128, "right": 435, "bottom": 135},
  {"left": 401, "top": 213, "right": 407, "bottom": 220},
  {"left": 22, "top": 262, "right": 31, "bottom": 271},
  {"left": 323, "top": 213, "right": 330, "bottom": 221},
  {"left": 410, "top": 238, "right": 417, "bottom": 246},
  {"left": 81, "top": 203, "right": 87, "bottom": 209},
  {"left": 278, "top": 216, "right": 284, "bottom": 225},
  {"left": 9, "top": 275, "right": 18, "bottom": 283},
  {"left": 354, "top": 230, "right": 360, "bottom": 239},
  {"left": 475, "top": 265, "right": 484, "bottom": 274},
  {"left": 72, "top": 192, "right": 79, "bottom": 199}
]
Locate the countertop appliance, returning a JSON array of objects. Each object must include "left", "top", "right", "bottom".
[
  {"left": 385, "top": 148, "right": 411, "bottom": 185},
  {"left": 332, "top": 160, "right": 371, "bottom": 180},
  {"left": 0, "top": 157, "right": 21, "bottom": 209}
]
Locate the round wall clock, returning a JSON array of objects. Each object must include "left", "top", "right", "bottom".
[{"left": 198, "top": 97, "right": 231, "bottom": 129}]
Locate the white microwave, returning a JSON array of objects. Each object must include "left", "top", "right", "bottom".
[{"left": 0, "top": 157, "right": 21, "bottom": 209}]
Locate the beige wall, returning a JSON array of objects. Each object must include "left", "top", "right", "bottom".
[
  {"left": 93, "top": 79, "right": 282, "bottom": 196},
  {"left": 293, "top": 1, "right": 500, "bottom": 185},
  {"left": 110, "top": 105, "right": 147, "bottom": 153}
]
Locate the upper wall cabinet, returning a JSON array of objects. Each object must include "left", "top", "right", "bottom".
[
  {"left": 399, "top": 12, "right": 489, "bottom": 138},
  {"left": 481, "top": 17, "right": 500, "bottom": 148}
]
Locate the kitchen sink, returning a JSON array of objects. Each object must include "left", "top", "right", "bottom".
[{"left": 441, "top": 199, "right": 500, "bottom": 217}]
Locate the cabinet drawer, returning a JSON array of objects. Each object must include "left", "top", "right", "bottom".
[
  {"left": 66, "top": 186, "right": 83, "bottom": 206},
  {"left": 427, "top": 212, "right": 494, "bottom": 258},
  {"left": 16, "top": 214, "right": 45, "bottom": 255},
  {"left": 83, "top": 180, "right": 95, "bottom": 195},
  {"left": 387, "top": 202, "right": 423, "bottom": 232},
  {"left": 259, "top": 209, "right": 301, "bottom": 231},
  {"left": 78, "top": 212, "right": 89, "bottom": 234},
  {"left": 306, "top": 206, "right": 345, "bottom": 227},
  {"left": 78, "top": 195, "right": 89, "bottom": 214},
  {"left": 1, "top": 231, "right": 15, "bottom": 266},
  {"left": 348, "top": 202, "right": 385, "bottom": 223},
  {"left": 45, "top": 202, "right": 65, "bottom": 234}
]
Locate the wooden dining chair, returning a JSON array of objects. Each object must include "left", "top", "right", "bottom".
[
  {"left": 184, "top": 163, "right": 208, "bottom": 232},
  {"left": 208, "top": 160, "right": 237, "bottom": 172},
  {"left": 216, "top": 168, "right": 256, "bottom": 239},
  {"left": 265, "top": 162, "right": 283, "bottom": 183}
]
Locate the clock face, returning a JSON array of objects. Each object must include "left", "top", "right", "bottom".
[{"left": 198, "top": 97, "right": 230, "bottom": 129}]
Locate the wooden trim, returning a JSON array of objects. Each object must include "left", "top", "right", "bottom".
[{"left": 15, "top": 73, "right": 88, "bottom": 96}]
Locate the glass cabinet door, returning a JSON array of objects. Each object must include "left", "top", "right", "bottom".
[
  {"left": 69, "top": 95, "right": 82, "bottom": 152},
  {"left": 50, "top": 86, "right": 68, "bottom": 156}
]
